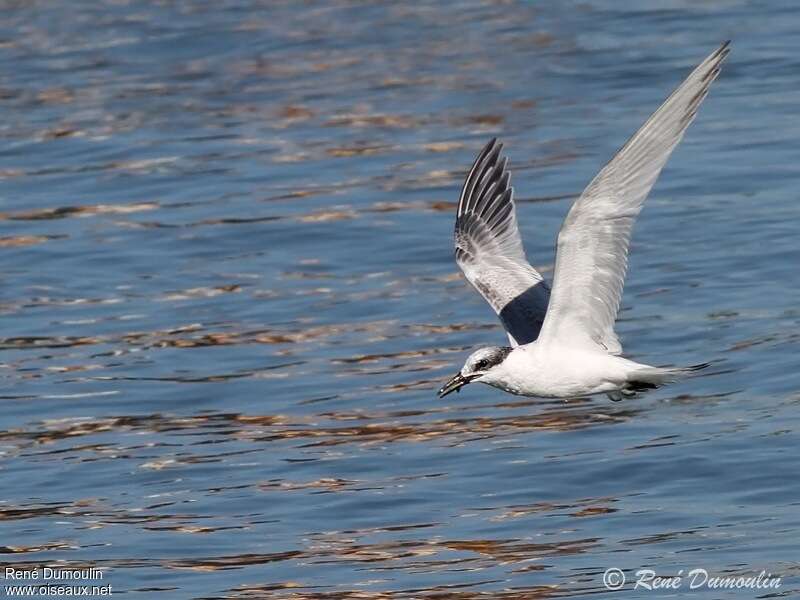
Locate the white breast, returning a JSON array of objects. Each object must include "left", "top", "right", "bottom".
[{"left": 488, "top": 343, "right": 630, "bottom": 398}]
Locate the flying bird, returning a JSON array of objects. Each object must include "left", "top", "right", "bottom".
[{"left": 439, "top": 42, "right": 729, "bottom": 401}]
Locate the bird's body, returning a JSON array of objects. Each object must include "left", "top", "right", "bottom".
[
  {"left": 479, "top": 344, "right": 705, "bottom": 399},
  {"left": 438, "top": 42, "right": 729, "bottom": 401},
  {"left": 485, "top": 345, "right": 635, "bottom": 398}
]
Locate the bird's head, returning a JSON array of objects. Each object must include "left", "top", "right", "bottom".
[{"left": 438, "top": 346, "right": 513, "bottom": 398}]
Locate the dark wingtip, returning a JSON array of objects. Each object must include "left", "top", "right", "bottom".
[
  {"left": 479, "top": 137, "right": 501, "bottom": 157},
  {"left": 717, "top": 41, "right": 731, "bottom": 61},
  {"left": 482, "top": 137, "right": 503, "bottom": 159}
]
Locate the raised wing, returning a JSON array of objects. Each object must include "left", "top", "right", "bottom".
[
  {"left": 539, "top": 42, "right": 730, "bottom": 354},
  {"left": 454, "top": 138, "right": 550, "bottom": 346}
]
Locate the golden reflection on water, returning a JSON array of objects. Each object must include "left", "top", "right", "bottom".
[
  {"left": 1, "top": 400, "right": 637, "bottom": 451},
  {"left": 0, "top": 389, "right": 636, "bottom": 592}
]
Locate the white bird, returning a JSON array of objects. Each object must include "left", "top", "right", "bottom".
[{"left": 439, "top": 42, "right": 729, "bottom": 401}]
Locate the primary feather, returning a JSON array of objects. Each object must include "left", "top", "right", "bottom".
[{"left": 454, "top": 139, "right": 550, "bottom": 346}]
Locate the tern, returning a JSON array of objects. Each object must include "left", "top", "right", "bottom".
[{"left": 439, "top": 42, "right": 729, "bottom": 401}]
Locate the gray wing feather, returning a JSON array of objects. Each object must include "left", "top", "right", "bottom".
[
  {"left": 455, "top": 139, "right": 550, "bottom": 346},
  {"left": 539, "top": 42, "right": 730, "bottom": 354}
]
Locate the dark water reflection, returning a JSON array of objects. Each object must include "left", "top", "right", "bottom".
[{"left": 2, "top": 0, "right": 800, "bottom": 598}]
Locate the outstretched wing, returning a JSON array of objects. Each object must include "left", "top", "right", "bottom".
[
  {"left": 538, "top": 42, "right": 730, "bottom": 354},
  {"left": 454, "top": 138, "right": 550, "bottom": 346}
]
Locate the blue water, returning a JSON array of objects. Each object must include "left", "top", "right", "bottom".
[{"left": 1, "top": 1, "right": 799, "bottom": 598}]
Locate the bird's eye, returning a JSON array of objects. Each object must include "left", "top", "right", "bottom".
[{"left": 476, "top": 360, "right": 489, "bottom": 370}]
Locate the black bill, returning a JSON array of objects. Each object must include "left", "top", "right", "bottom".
[{"left": 438, "top": 372, "right": 475, "bottom": 398}]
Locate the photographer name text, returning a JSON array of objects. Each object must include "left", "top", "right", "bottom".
[{"left": 4, "top": 568, "right": 103, "bottom": 582}]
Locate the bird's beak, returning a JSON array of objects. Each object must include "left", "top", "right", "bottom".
[{"left": 438, "top": 372, "right": 474, "bottom": 398}]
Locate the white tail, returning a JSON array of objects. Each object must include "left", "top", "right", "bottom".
[{"left": 631, "top": 363, "right": 710, "bottom": 387}]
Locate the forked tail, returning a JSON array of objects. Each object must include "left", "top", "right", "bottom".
[{"left": 629, "top": 362, "right": 710, "bottom": 388}]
